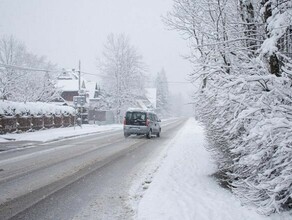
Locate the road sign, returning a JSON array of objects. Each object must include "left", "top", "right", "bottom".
[{"left": 73, "top": 96, "right": 86, "bottom": 106}]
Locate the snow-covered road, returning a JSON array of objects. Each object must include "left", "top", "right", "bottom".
[
  {"left": 134, "top": 118, "right": 290, "bottom": 220},
  {"left": 0, "top": 118, "right": 292, "bottom": 220}
]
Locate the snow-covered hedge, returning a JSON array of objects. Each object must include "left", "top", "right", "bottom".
[
  {"left": 195, "top": 74, "right": 292, "bottom": 215},
  {"left": 166, "top": 0, "right": 292, "bottom": 215},
  {"left": 0, "top": 100, "right": 75, "bottom": 116}
]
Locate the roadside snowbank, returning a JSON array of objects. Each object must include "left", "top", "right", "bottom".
[
  {"left": 135, "top": 118, "right": 290, "bottom": 220},
  {"left": 0, "top": 124, "right": 122, "bottom": 143},
  {"left": 0, "top": 118, "right": 174, "bottom": 143}
]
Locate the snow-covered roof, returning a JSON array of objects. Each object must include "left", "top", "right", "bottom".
[
  {"left": 57, "top": 70, "right": 85, "bottom": 92},
  {"left": 145, "top": 88, "right": 156, "bottom": 109},
  {"left": 57, "top": 79, "right": 79, "bottom": 92},
  {"left": 86, "top": 81, "right": 97, "bottom": 99},
  {"left": 56, "top": 71, "right": 99, "bottom": 99},
  {"left": 58, "top": 70, "right": 79, "bottom": 80},
  {"left": 137, "top": 100, "right": 148, "bottom": 110},
  {"left": 126, "top": 108, "right": 154, "bottom": 113}
]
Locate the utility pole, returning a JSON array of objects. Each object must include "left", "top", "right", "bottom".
[
  {"left": 78, "top": 60, "right": 82, "bottom": 126},
  {"left": 78, "top": 60, "right": 81, "bottom": 94}
]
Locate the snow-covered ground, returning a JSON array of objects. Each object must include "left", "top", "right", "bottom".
[
  {"left": 132, "top": 118, "right": 291, "bottom": 220},
  {"left": 0, "top": 124, "right": 122, "bottom": 143},
  {"left": 1, "top": 118, "right": 291, "bottom": 219}
]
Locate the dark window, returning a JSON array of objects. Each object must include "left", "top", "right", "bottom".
[{"left": 125, "top": 112, "right": 146, "bottom": 125}]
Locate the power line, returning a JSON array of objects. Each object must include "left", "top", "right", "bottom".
[
  {"left": 0, "top": 63, "right": 61, "bottom": 72},
  {"left": 80, "top": 71, "right": 110, "bottom": 78},
  {"left": 0, "top": 63, "right": 191, "bottom": 84},
  {"left": 0, "top": 63, "right": 107, "bottom": 78}
]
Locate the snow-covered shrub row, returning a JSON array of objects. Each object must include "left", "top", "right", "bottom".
[
  {"left": 194, "top": 73, "right": 292, "bottom": 215},
  {"left": 166, "top": 0, "right": 292, "bottom": 215},
  {"left": 0, "top": 100, "right": 75, "bottom": 116}
]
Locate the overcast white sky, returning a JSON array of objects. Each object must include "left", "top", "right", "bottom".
[{"left": 0, "top": 0, "right": 192, "bottom": 97}]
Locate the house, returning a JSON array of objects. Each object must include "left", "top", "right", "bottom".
[
  {"left": 55, "top": 71, "right": 157, "bottom": 124},
  {"left": 55, "top": 70, "right": 101, "bottom": 123},
  {"left": 56, "top": 70, "right": 100, "bottom": 106},
  {"left": 56, "top": 70, "right": 83, "bottom": 106},
  {"left": 135, "top": 88, "right": 157, "bottom": 111}
]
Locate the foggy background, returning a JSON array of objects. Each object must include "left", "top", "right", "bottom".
[{"left": 0, "top": 0, "right": 193, "bottom": 113}]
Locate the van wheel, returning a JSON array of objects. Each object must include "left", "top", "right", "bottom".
[
  {"left": 124, "top": 133, "right": 130, "bottom": 138},
  {"left": 146, "top": 130, "right": 152, "bottom": 139},
  {"left": 156, "top": 132, "right": 160, "bottom": 137}
]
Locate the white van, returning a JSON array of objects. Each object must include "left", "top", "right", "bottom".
[{"left": 123, "top": 109, "right": 161, "bottom": 139}]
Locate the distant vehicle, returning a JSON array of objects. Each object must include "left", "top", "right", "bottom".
[{"left": 123, "top": 109, "right": 161, "bottom": 139}]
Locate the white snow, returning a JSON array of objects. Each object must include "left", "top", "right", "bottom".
[
  {"left": 145, "top": 88, "right": 157, "bottom": 109},
  {"left": 0, "top": 124, "right": 122, "bottom": 143},
  {"left": 57, "top": 78, "right": 80, "bottom": 92},
  {"left": 0, "top": 100, "right": 74, "bottom": 115},
  {"left": 133, "top": 118, "right": 291, "bottom": 220},
  {"left": 1, "top": 117, "right": 291, "bottom": 219}
]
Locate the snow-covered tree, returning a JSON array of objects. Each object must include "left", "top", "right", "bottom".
[
  {"left": 260, "top": 0, "right": 292, "bottom": 76},
  {"left": 98, "top": 33, "right": 147, "bottom": 122},
  {"left": 0, "top": 35, "right": 58, "bottom": 102},
  {"left": 166, "top": 0, "right": 292, "bottom": 214},
  {"left": 0, "top": 35, "right": 26, "bottom": 100},
  {"left": 155, "top": 68, "right": 170, "bottom": 117}
]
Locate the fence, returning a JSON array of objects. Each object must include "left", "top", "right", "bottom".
[{"left": 0, "top": 114, "right": 75, "bottom": 134}]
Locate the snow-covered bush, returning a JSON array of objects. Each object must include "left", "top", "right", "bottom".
[
  {"left": 0, "top": 100, "right": 74, "bottom": 116},
  {"left": 166, "top": 0, "right": 292, "bottom": 215},
  {"left": 194, "top": 73, "right": 292, "bottom": 214},
  {"left": 230, "top": 76, "right": 292, "bottom": 214}
]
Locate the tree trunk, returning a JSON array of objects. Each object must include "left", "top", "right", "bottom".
[
  {"left": 261, "top": 0, "right": 281, "bottom": 76},
  {"left": 239, "top": 0, "right": 258, "bottom": 54}
]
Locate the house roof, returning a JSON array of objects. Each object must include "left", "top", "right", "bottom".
[
  {"left": 57, "top": 70, "right": 98, "bottom": 98},
  {"left": 57, "top": 70, "right": 80, "bottom": 92},
  {"left": 57, "top": 79, "right": 79, "bottom": 92},
  {"left": 86, "top": 81, "right": 98, "bottom": 99},
  {"left": 145, "top": 88, "right": 156, "bottom": 109}
]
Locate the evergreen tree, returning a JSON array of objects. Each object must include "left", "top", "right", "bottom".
[{"left": 155, "top": 68, "right": 169, "bottom": 117}]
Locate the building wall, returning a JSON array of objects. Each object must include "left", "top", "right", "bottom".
[{"left": 61, "top": 91, "right": 79, "bottom": 102}]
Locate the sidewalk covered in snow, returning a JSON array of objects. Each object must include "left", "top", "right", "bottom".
[{"left": 134, "top": 118, "right": 290, "bottom": 220}]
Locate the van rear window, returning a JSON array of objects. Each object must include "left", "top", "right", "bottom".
[{"left": 125, "top": 112, "right": 147, "bottom": 125}]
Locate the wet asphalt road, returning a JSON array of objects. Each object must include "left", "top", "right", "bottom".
[{"left": 0, "top": 118, "right": 186, "bottom": 220}]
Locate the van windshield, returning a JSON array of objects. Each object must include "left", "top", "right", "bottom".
[{"left": 125, "top": 112, "right": 147, "bottom": 126}]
